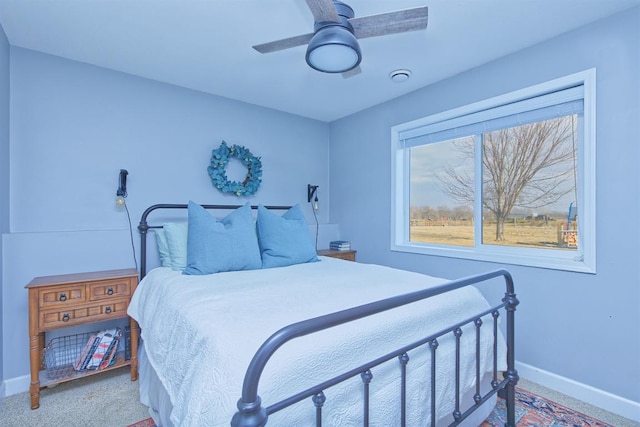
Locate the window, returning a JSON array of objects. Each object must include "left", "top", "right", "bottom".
[{"left": 392, "top": 70, "right": 596, "bottom": 273}]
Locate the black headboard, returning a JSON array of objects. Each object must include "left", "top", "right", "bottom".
[{"left": 137, "top": 204, "right": 291, "bottom": 279}]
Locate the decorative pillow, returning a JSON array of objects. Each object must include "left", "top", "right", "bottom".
[
  {"left": 257, "top": 204, "right": 319, "bottom": 269},
  {"left": 183, "top": 201, "right": 262, "bottom": 275},
  {"left": 153, "top": 228, "right": 172, "bottom": 268},
  {"left": 163, "top": 222, "right": 189, "bottom": 271}
]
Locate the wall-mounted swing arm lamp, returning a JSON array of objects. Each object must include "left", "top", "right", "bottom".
[
  {"left": 307, "top": 184, "right": 319, "bottom": 211},
  {"left": 116, "top": 169, "right": 128, "bottom": 207},
  {"left": 307, "top": 184, "right": 320, "bottom": 250},
  {"left": 114, "top": 169, "right": 138, "bottom": 271}
]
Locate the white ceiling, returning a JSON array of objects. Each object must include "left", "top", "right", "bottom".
[{"left": 0, "top": 0, "right": 638, "bottom": 122}]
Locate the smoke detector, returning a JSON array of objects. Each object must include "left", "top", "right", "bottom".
[{"left": 389, "top": 69, "right": 411, "bottom": 83}]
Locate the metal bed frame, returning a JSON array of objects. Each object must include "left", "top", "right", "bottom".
[{"left": 137, "top": 203, "right": 519, "bottom": 427}]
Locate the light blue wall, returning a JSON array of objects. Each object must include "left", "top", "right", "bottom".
[
  {"left": 329, "top": 8, "right": 640, "bottom": 403},
  {"left": 3, "top": 48, "right": 331, "bottom": 379},
  {"left": 0, "top": 21, "right": 9, "bottom": 388}
]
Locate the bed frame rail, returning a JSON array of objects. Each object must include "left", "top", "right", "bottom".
[{"left": 231, "top": 269, "right": 519, "bottom": 427}]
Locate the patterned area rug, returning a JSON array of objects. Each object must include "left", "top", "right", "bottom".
[
  {"left": 481, "top": 388, "right": 613, "bottom": 426},
  {"left": 127, "top": 388, "right": 613, "bottom": 427}
]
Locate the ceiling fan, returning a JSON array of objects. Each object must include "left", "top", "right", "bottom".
[{"left": 252, "top": 0, "right": 428, "bottom": 77}]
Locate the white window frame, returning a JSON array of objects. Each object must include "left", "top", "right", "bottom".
[{"left": 391, "top": 69, "right": 596, "bottom": 273}]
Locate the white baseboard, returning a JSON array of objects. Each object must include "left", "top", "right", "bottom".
[
  {"left": 517, "top": 361, "right": 640, "bottom": 422},
  {"left": 3, "top": 374, "right": 30, "bottom": 397}
]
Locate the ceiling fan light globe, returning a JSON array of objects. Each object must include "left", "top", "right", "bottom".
[
  {"left": 306, "top": 25, "right": 361, "bottom": 73},
  {"left": 307, "top": 44, "right": 360, "bottom": 73}
]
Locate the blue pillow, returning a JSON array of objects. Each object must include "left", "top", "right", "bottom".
[
  {"left": 257, "top": 204, "right": 319, "bottom": 269},
  {"left": 183, "top": 201, "right": 262, "bottom": 275}
]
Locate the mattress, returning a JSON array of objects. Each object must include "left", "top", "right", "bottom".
[{"left": 128, "top": 257, "right": 506, "bottom": 426}]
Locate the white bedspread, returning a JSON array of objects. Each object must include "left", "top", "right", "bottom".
[{"left": 128, "top": 257, "right": 505, "bottom": 426}]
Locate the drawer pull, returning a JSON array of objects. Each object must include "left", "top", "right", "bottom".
[
  {"left": 105, "top": 306, "right": 112, "bottom": 314},
  {"left": 59, "top": 293, "right": 67, "bottom": 302},
  {"left": 62, "top": 313, "right": 70, "bottom": 322},
  {"left": 107, "top": 287, "right": 114, "bottom": 296}
]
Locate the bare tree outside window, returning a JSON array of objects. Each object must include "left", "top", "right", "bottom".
[
  {"left": 409, "top": 116, "right": 578, "bottom": 250},
  {"left": 436, "top": 116, "right": 578, "bottom": 242}
]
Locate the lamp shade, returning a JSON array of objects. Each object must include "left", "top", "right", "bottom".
[{"left": 305, "top": 25, "right": 361, "bottom": 73}]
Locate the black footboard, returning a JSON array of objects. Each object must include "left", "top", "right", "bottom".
[{"left": 231, "top": 269, "right": 519, "bottom": 427}]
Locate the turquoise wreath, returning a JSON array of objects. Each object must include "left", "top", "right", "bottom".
[{"left": 208, "top": 141, "right": 262, "bottom": 196}]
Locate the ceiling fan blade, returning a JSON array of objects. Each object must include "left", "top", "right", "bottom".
[
  {"left": 305, "top": 0, "right": 340, "bottom": 23},
  {"left": 342, "top": 65, "right": 361, "bottom": 79},
  {"left": 253, "top": 33, "right": 314, "bottom": 54},
  {"left": 350, "top": 6, "right": 428, "bottom": 39}
]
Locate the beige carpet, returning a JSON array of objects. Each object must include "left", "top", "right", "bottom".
[{"left": 0, "top": 367, "right": 149, "bottom": 427}]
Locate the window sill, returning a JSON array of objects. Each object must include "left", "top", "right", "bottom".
[{"left": 391, "top": 242, "right": 595, "bottom": 274}]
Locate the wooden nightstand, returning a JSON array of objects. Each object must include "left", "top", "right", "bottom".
[
  {"left": 25, "top": 268, "right": 139, "bottom": 409},
  {"left": 317, "top": 249, "right": 357, "bottom": 262}
]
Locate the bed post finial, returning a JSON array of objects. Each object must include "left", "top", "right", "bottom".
[{"left": 231, "top": 396, "right": 268, "bottom": 427}]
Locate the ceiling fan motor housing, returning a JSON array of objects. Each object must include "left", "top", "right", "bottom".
[
  {"left": 306, "top": 1, "right": 362, "bottom": 73},
  {"left": 327, "top": 1, "right": 354, "bottom": 25},
  {"left": 312, "top": 1, "right": 355, "bottom": 37}
]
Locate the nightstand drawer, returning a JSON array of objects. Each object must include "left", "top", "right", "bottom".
[
  {"left": 39, "top": 300, "right": 129, "bottom": 329},
  {"left": 38, "top": 285, "right": 85, "bottom": 308},
  {"left": 88, "top": 278, "right": 132, "bottom": 301}
]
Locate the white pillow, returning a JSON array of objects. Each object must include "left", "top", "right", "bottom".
[
  {"left": 158, "top": 222, "right": 188, "bottom": 271},
  {"left": 153, "top": 229, "right": 171, "bottom": 268}
]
